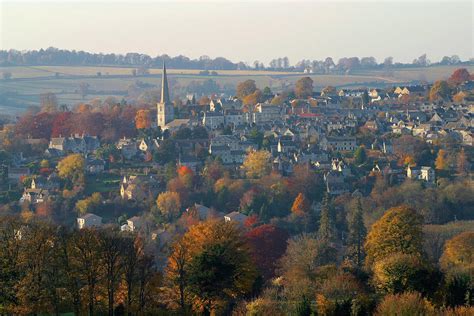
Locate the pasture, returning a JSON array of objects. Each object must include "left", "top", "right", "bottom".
[{"left": 1, "top": 65, "right": 472, "bottom": 115}]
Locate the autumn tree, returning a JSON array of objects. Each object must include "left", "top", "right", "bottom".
[
  {"left": 121, "top": 235, "right": 144, "bottom": 315},
  {"left": 177, "top": 165, "right": 194, "bottom": 189},
  {"left": 440, "top": 231, "right": 474, "bottom": 273},
  {"left": 245, "top": 224, "right": 289, "bottom": 280},
  {"left": 271, "top": 94, "right": 285, "bottom": 105},
  {"left": 429, "top": 80, "right": 451, "bottom": 101},
  {"left": 57, "top": 154, "right": 85, "bottom": 184},
  {"left": 69, "top": 228, "right": 103, "bottom": 316},
  {"left": 316, "top": 272, "right": 366, "bottom": 315},
  {"left": 373, "top": 252, "right": 437, "bottom": 294},
  {"left": 453, "top": 91, "right": 467, "bottom": 103},
  {"left": 365, "top": 206, "right": 424, "bottom": 266},
  {"left": 242, "top": 89, "right": 263, "bottom": 105},
  {"left": 242, "top": 150, "right": 271, "bottom": 179},
  {"left": 51, "top": 111, "right": 72, "bottom": 137},
  {"left": 295, "top": 77, "right": 313, "bottom": 98},
  {"left": 99, "top": 229, "right": 125, "bottom": 316},
  {"left": 375, "top": 292, "right": 435, "bottom": 316},
  {"left": 156, "top": 191, "right": 182, "bottom": 219},
  {"left": 440, "top": 231, "right": 474, "bottom": 307},
  {"left": 291, "top": 192, "right": 310, "bottom": 216},
  {"left": 278, "top": 234, "right": 337, "bottom": 307},
  {"left": 75, "top": 192, "right": 102, "bottom": 215},
  {"left": 236, "top": 79, "right": 257, "bottom": 99},
  {"left": 165, "top": 220, "right": 257, "bottom": 314},
  {"left": 15, "top": 223, "right": 59, "bottom": 315},
  {"left": 347, "top": 198, "right": 367, "bottom": 267},
  {"left": 198, "top": 96, "right": 211, "bottom": 106},
  {"left": 322, "top": 85, "right": 336, "bottom": 95},
  {"left": 435, "top": 149, "right": 448, "bottom": 170},
  {"left": 135, "top": 109, "right": 152, "bottom": 129},
  {"left": 456, "top": 148, "right": 470, "bottom": 176},
  {"left": 449, "top": 68, "right": 471, "bottom": 84}
]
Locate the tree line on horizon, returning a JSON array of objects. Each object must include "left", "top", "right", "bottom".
[{"left": 1, "top": 47, "right": 472, "bottom": 72}]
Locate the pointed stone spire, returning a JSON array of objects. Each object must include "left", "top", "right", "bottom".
[{"left": 161, "top": 61, "right": 170, "bottom": 104}]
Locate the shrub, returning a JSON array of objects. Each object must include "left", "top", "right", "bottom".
[{"left": 375, "top": 292, "right": 435, "bottom": 316}]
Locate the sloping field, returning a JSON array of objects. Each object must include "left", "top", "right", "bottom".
[{"left": 1, "top": 65, "right": 472, "bottom": 114}]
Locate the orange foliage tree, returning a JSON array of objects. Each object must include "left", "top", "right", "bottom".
[
  {"left": 135, "top": 109, "right": 152, "bottom": 129},
  {"left": 165, "top": 220, "right": 257, "bottom": 314},
  {"left": 291, "top": 192, "right": 311, "bottom": 216}
]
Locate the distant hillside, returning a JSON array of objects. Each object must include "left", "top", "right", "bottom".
[
  {"left": 0, "top": 64, "right": 473, "bottom": 115},
  {"left": 1, "top": 47, "right": 472, "bottom": 72}
]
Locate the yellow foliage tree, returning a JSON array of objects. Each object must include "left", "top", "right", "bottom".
[
  {"left": 429, "top": 80, "right": 451, "bottom": 101},
  {"left": 57, "top": 154, "right": 85, "bottom": 183},
  {"left": 375, "top": 292, "right": 435, "bottom": 316},
  {"left": 365, "top": 206, "right": 424, "bottom": 266},
  {"left": 242, "top": 150, "right": 271, "bottom": 179},
  {"left": 440, "top": 231, "right": 474, "bottom": 273},
  {"left": 156, "top": 191, "right": 181, "bottom": 219},
  {"left": 75, "top": 192, "right": 102, "bottom": 215},
  {"left": 435, "top": 149, "right": 448, "bottom": 170}
]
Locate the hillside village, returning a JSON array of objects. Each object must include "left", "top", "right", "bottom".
[{"left": 0, "top": 64, "right": 473, "bottom": 314}]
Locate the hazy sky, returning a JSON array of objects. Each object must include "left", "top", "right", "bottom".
[{"left": 1, "top": 0, "right": 473, "bottom": 65}]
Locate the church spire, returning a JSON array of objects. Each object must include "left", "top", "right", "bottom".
[{"left": 161, "top": 61, "right": 170, "bottom": 104}]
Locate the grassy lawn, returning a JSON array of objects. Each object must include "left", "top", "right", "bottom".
[{"left": 85, "top": 173, "right": 121, "bottom": 195}]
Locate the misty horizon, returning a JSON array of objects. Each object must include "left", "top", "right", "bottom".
[{"left": 1, "top": 1, "right": 472, "bottom": 65}]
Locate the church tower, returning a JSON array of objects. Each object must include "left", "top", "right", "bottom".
[{"left": 157, "top": 61, "right": 174, "bottom": 128}]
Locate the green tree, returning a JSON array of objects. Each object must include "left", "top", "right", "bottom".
[
  {"left": 362, "top": 90, "right": 369, "bottom": 106},
  {"left": 262, "top": 86, "right": 273, "bottom": 98},
  {"left": 318, "top": 194, "right": 336, "bottom": 243},
  {"left": 188, "top": 243, "right": 249, "bottom": 314},
  {"left": 347, "top": 198, "right": 367, "bottom": 266},
  {"left": 354, "top": 146, "right": 367, "bottom": 165},
  {"left": 296, "top": 295, "right": 312, "bottom": 316},
  {"left": 167, "top": 220, "right": 257, "bottom": 314}
]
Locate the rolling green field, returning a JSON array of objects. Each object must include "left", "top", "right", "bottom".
[{"left": 1, "top": 65, "right": 472, "bottom": 115}]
